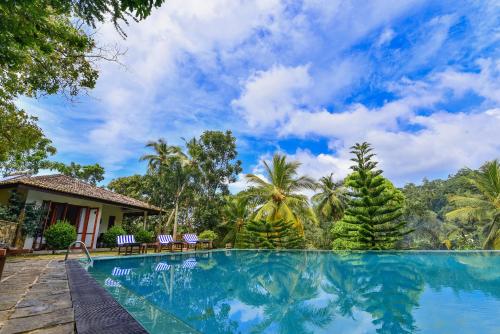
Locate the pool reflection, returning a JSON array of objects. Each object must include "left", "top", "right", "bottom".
[{"left": 88, "top": 251, "right": 500, "bottom": 334}]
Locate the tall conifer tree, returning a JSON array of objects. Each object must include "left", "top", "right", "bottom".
[{"left": 332, "top": 142, "right": 409, "bottom": 249}]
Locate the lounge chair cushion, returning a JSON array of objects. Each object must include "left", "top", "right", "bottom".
[
  {"left": 158, "top": 235, "right": 174, "bottom": 244},
  {"left": 117, "top": 235, "right": 136, "bottom": 246},
  {"left": 183, "top": 234, "right": 199, "bottom": 244}
]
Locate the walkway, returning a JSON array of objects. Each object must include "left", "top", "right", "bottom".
[{"left": 0, "top": 259, "right": 74, "bottom": 334}]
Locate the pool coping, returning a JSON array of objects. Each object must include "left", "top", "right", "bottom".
[
  {"left": 88, "top": 248, "right": 500, "bottom": 263},
  {"left": 66, "top": 259, "right": 148, "bottom": 334}
]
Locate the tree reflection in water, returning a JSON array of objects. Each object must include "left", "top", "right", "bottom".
[{"left": 89, "top": 251, "right": 500, "bottom": 334}]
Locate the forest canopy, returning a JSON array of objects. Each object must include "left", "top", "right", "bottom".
[{"left": 104, "top": 136, "right": 499, "bottom": 251}]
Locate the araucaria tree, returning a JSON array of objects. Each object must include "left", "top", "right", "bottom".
[{"left": 332, "top": 142, "right": 409, "bottom": 249}]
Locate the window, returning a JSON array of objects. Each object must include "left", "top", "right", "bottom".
[{"left": 108, "top": 216, "right": 116, "bottom": 228}]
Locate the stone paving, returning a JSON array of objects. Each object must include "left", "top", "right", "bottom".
[{"left": 0, "top": 259, "right": 74, "bottom": 334}]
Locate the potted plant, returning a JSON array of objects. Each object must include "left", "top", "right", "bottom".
[{"left": 0, "top": 248, "right": 6, "bottom": 281}]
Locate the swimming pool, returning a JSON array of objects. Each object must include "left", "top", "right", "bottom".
[{"left": 86, "top": 250, "right": 500, "bottom": 333}]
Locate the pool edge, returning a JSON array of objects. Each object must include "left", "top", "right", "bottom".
[{"left": 66, "top": 259, "right": 149, "bottom": 334}]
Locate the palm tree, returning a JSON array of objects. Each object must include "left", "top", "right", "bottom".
[
  {"left": 312, "top": 173, "right": 346, "bottom": 221},
  {"left": 140, "top": 139, "right": 186, "bottom": 171},
  {"left": 446, "top": 159, "right": 500, "bottom": 249},
  {"left": 140, "top": 139, "right": 191, "bottom": 238},
  {"left": 221, "top": 195, "right": 250, "bottom": 245},
  {"left": 245, "top": 154, "right": 317, "bottom": 234}
]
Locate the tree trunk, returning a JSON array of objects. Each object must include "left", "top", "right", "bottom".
[
  {"left": 173, "top": 199, "right": 179, "bottom": 240},
  {"left": 483, "top": 220, "right": 499, "bottom": 250},
  {"left": 172, "top": 183, "right": 186, "bottom": 240},
  {"left": 13, "top": 208, "right": 26, "bottom": 249},
  {"left": 164, "top": 210, "right": 175, "bottom": 233}
]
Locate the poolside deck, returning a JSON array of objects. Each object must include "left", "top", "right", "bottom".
[
  {"left": 0, "top": 259, "right": 74, "bottom": 334},
  {"left": 0, "top": 251, "right": 181, "bottom": 334}
]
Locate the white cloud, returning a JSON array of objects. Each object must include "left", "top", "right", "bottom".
[
  {"left": 288, "top": 149, "right": 352, "bottom": 181},
  {"left": 232, "top": 65, "right": 311, "bottom": 129},
  {"left": 434, "top": 58, "right": 500, "bottom": 104},
  {"left": 376, "top": 28, "right": 395, "bottom": 47},
  {"left": 19, "top": 0, "right": 499, "bottom": 186},
  {"left": 36, "top": 0, "right": 288, "bottom": 173},
  {"left": 236, "top": 60, "right": 500, "bottom": 185}
]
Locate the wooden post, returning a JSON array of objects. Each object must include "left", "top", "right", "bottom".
[{"left": 143, "top": 211, "right": 148, "bottom": 229}]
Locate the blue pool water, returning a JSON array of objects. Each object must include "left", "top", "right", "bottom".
[{"left": 86, "top": 250, "right": 500, "bottom": 334}]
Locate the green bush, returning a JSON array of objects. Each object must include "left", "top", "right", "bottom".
[
  {"left": 102, "top": 226, "right": 126, "bottom": 247},
  {"left": 199, "top": 230, "right": 218, "bottom": 241},
  {"left": 44, "top": 221, "right": 76, "bottom": 250},
  {"left": 135, "top": 228, "right": 154, "bottom": 243}
]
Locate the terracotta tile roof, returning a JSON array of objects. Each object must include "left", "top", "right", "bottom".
[{"left": 0, "top": 174, "right": 162, "bottom": 213}]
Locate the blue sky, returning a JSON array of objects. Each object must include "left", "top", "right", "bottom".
[{"left": 23, "top": 0, "right": 499, "bottom": 189}]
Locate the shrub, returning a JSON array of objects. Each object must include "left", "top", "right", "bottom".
[
  {"left": 135, "top": 228, "right": 154, "bottom": 243},
  {"left": 102, "top": 226, "right": 126, "bottom": 247},
  {"left": 199, "top": 230, "right": 218, "bottom": 241},
  {"left": 237, "top": 220, "right": 304, "bottom": 249},
  {"left": 44, "top": 221, "right": 76, "bottom": 250}
]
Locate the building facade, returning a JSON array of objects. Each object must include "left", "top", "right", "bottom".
[{"left": 0, "top": 174, "right": 161, "bottom": 250}]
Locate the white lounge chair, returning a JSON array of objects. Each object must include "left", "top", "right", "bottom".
[
  {"left": 183, "top": 233, "right": 211, "bottom": 250},
  {"left": 117, "top": 235, "right": 141, "bottom": 255}
]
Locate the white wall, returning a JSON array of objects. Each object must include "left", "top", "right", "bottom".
[{"left": 25, "top": 190, "right": 124, "bottom": 249}]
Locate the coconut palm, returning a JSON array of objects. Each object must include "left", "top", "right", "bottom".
[
  {"left": 446, "top": 159, "right": 500, "bottom": 249},
  {"left": 140, "top": 138, "right": 187, "bottom": 171},
  {"left": 245, "top": 154, "right": 317, "bottom": 234},
  {"left": 312, "top": 173, "right": 346, "bottom": 221},
  {"left": 140, "top": 139, "right": 191, "bottom": 238},
  {"left": 221, "top": 195, "right": 250, "bottom": 245}
]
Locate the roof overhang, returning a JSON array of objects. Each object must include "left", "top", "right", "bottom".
[{"left": 0, "top": 183, "right": 163, "bottom": 215}]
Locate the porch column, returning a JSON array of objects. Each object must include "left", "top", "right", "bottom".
[{"left": 143, "top": 211, "right": 148, "bottom": 229}]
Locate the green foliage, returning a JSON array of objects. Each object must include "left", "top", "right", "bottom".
[
  {"left": 401, "top": 168, "right": 480, "bottom": 249},
  {"left": 44, "top": 221, "right": 77, "bottom": 250},
  {"left": 245, "top": 154, "right": 317, "bottom": 235},
  {"left": 0, "top": 2, "right": 95, "bottom": 175},
  {"left": 102, "top": 226, "right": 126, "bottom": 247},
  {"left": 0, "top": 2, "right": 98, "bottom": 98},
  {"left": 140, "top": 138, "right": 191, "bottom": 236},
  {"left": 44, "top": 161, "right": 105, "bottom": 185},
  {"left": 0, "top": 106, "right": 56, "bottom": 176},
  {"left": 312, "top": 173, "right": 346, "bottom": 221},
  {"left": 220, "top": 195, "right": 250, "bottom": 245},
  {"left": 238, "top": 219, "right": 305, "bottom": 249},
  {"left": 71, "top": 0, "right": 167, "bottom": 36},
  {"left": 134, "top": 228, "right": 154, "bottom": 243},
  {"left": 187, "top": 130, "right": 242, "bottom": 231},
  {"left": 0, "top": 1, "right": 165, "bottom": 176},
  {"left": 0, "top": 190, "right": 24, "bottom": 221},
  {"left": 309, "top": 173, "right": 347, "bottom": 249},
  {"left": 446, "top": 159, "right": 500, "bottom": 249},
  {"left": 199, "top": 230, "right": 218, "bottom": 241},
  {"left": 332, "top": 142, "right": 410, "bottom": 250},
  {"left": 22, "top": 203, "right": 47, "bottom": 237},
  {"left": 108, "top": 174, "right": 150, "bottom": 200},
  {"left": 0, "top": 191, "right": 45, "bottom": 237}
]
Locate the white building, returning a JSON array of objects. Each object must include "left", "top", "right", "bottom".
[{"left": 0, "top": 174, "right": 161, "bottom": 249}]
